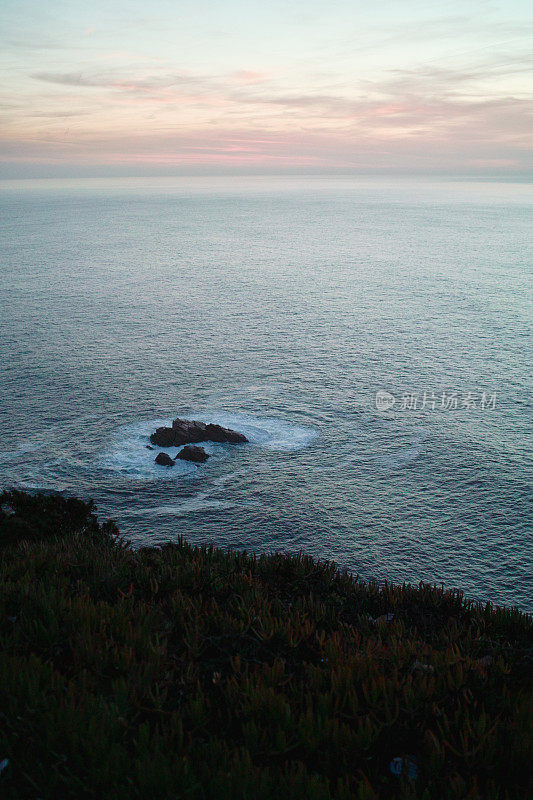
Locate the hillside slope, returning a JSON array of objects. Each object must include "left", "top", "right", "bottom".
[{"left": 0, "top": 490, "right": 531, "bottom": 799}]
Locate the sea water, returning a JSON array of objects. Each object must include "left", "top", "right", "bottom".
[{"left": 0, "top": 176, "right": 531, "bottom": 610}]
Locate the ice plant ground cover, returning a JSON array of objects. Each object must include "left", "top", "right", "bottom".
[{"left": 0, "top": 491, "right": 531, "bottom": 799}]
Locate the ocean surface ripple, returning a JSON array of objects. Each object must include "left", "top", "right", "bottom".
[{"left": 0, "top": 177, "right": 531, "bottom": 610}]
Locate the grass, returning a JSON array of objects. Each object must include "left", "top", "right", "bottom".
[{"left": 0, "top": 489, "right": 531, "bottom": 799}]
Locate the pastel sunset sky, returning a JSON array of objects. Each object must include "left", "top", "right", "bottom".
[{"left": 1, "top": 0, "right": 532, "bottom": 176}]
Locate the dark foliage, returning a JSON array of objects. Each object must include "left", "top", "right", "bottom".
[{"left": 0, "top": 490, "right": 531, "bottom": 799}]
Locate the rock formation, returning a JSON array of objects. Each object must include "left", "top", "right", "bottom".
[
  {"left": 150, "top": 418, "right": 248, "bottom": 448},
  {"left": 176, "top": 445, "right": 209, "bottom": 463},
  {"left": 154, "top": 452, "right": 175, "bottom": 467}
]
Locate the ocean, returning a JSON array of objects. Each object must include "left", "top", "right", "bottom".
[{"left": 0, "top": 176, "right": 531, "bottom": 610}]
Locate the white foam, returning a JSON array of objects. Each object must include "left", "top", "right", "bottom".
[
  {"left": 200, "top": 412, "right": 318, "bottom": 452},
  {"left": 375, "top": 433, "right": 428, "bottom": 469},
  {"left": 99, "top": 412, "right": 318, "bottom": 481},
  {"left": 17, "top": 481, "right": 59, "bottom": 491},
  {"left": 99, "top": 418, "right": 196, "bottom": 480},
  {"left": 16, "top": 440, "right": 42, "bottom": 453}
]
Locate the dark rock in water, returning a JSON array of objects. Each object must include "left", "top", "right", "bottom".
[
  {"left": 151, "top": 426, "right": 178, "bottom": 447},
  {"left": 146, "top": 445, "right": 154, "bottom": 450},
  {"left": 150, "top": 417, "right": 248, "bottom": 447},
  {"left": 155, "top": 452, "right": 175, "bottom": 466},
  {"left": 170, "top": 419, "right": 206, "bottom": 445},
  {"left": 204, "top": 423, "right": 248, "bottom": 444},
  {"left": 176, "top": 445, "right": 209, "bottom": 463},
  {"left": 172, "top": 418, "right": 207, "bottom": 440}
]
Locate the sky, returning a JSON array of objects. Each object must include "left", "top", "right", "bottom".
[{"left": 1, "top": 0, "right": 532, "bottom": 177}]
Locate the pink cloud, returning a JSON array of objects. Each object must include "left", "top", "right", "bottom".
[{"left": 231, "top": 70, "right": 272, "bottom": 86}]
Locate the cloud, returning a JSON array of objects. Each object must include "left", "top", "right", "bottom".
[
  {"left": 2, "top": 123, "right": 530, "bottom": 177},
  {"left": 24, "top": 110, "right": 91, "bottom": 118},
  {"left": 22, "top": 57, "right": 532, "bottom": 162},
  {"left": 380, "top": 58, "right": 533, "bottom": 96},
  {"left": 231, "top": 70, "right": 272, "bottom": 86},
  {"left": 32, "top": 72, "right": 99, "bottom": 87},
  {"left": 7, "top": 38, "right": 65, "bottom": 51},
  {"left": 335, "top": 12, "right": 533, "bottom": 58},
  {"left": 239, "top": 93, "right": 344, "bottom": 108},
  {"left": 6, "top": 6, "right": 532, "bottom": 176},
  {"left": 31, "top": 70, "right": 216, "bottom": 95}
]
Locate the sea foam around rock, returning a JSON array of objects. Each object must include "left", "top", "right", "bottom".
[{"left": 100, "top": 413, "right": 318, "bottom": 480}]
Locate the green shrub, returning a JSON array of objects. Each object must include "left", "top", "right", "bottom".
[{"left": 0, "top": 490, "right": 531, "bottom": 799}]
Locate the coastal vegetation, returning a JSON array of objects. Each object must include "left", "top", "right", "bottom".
[{"left": 0, "top": 490, "right": 531, "bottom": 799}]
